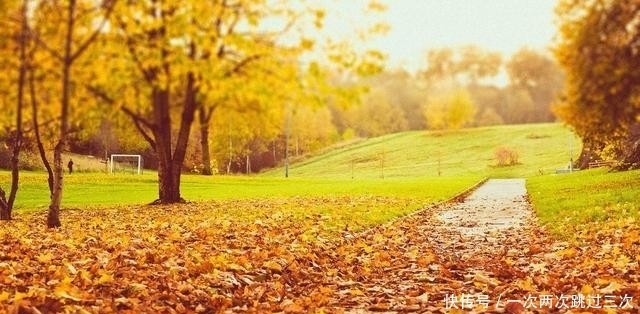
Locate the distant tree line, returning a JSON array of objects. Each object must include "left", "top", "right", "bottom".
[{"left": 330, "top": 46, "right": 564, "bottom": 138}]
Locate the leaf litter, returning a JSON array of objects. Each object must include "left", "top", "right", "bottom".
[{"left": 0, "top": 180, "right": 638, "bottom": 313}]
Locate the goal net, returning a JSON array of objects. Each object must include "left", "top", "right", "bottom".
[{"left": 109, "top": 154, "right": 143, "bottom": 174}]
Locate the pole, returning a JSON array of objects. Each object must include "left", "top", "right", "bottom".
[
  {"left": 285, "top": 104, "right": 291, "bottom": 178},
  {"left": 569, "top": 134, "right": 573, "bottom": 173},
  {"left": 351, "top": 156, "right": 354, "bottom": 179},
  {"left": 380, "top": 146, "right": 385, "bottom": 179}
]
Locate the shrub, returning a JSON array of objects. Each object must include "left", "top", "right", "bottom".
[
  {"left": 494, "top": 146, "right": 520, "bottom": 167},
  {"left": 0, "top": 147, "right": 43, "bottom": 171}
]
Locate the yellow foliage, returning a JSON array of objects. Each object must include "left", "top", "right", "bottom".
[{"left": 424, "top": 89, "right": 477, "bottom": 130}]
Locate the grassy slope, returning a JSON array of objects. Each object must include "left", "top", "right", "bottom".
[{"left": 261, "top": 123, "right": 579, "bottom": 179}]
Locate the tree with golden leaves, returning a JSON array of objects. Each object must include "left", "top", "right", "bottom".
[{"left": 554, "top": 0, "right": 640, "bottom": 169}]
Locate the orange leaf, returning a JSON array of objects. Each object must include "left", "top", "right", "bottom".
[
  {"left": 349, "top": 288, "right": 365, "bottom": 296},
  {"left": 263, "top": 260, "right": 282, "bottom": 272},
  {"left": 515, "top": 277, "right": 535, "bottom": 292},
  {"left": 580, "top": 284, "right": 594, "bottom": 295},
  {"left": 96, "top": 272, "right": 113, "bottom": 285},
  {"left": 417, "top": 254, "right": 436, "bottom": 267},
  {"left": 0, "top": 291, "right": 10, "bottom": 302},
  {"left": 36, "top": 253, "right": 54, "bottom": 263},
  {"left": 13, "top": 291, "right": 27, "bottom": 303},
  {"left": 54, "top": 283, "right": 85, "bottom": 301}
]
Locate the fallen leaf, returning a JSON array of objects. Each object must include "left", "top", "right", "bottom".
[
  {"left": 54, "top": 283, "right": 85, "bottom": 301},
  {"left": 263, "top": 260, "right": 283, "bottom": 272}
]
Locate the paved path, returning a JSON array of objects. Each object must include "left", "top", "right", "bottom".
[
  {"left": 439, "top": 178, "right": 531, "bottom": 237},
  {"left": 432, "top": 178, "right": 537, "bottom": 272}
]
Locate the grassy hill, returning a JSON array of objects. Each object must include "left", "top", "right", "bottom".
[
  {"left": 2, "top": 123, "right": 580, "bottom": 211},
  {"left": 261, "top": 123, "right": 580, "bottom": 179}
]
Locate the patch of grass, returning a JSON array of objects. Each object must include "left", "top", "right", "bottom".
[{"left": 527, "top": 168, "right": 640, "bottom": 239}]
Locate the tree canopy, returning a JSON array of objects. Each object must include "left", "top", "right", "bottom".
[{"left": 554, "top": 0, "right": 640, "bottom": 168}]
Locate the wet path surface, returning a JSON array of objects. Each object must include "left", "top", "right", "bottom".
[
  {"left": 438, "top": 178, "right": 530, "bottom": 237},
  {"left": 434, "top": 179, "right": 535, "bottom": 263}
]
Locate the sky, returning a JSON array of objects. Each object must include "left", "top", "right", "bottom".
[{"left": 326, "top": 0, "right": 558, "bottom": 72}]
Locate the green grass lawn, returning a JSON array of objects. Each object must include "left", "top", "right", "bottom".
[
  {"left": 527, "top": 168, "right": 640, "bottom": 239},
  {"left": 1, "top": 170, "right": 481, "bottom": 215}
]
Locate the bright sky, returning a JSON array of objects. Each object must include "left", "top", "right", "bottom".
[{"left": 328, "top": 0, "right": 558, "bottom": 72}]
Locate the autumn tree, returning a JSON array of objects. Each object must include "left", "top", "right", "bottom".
[
  {"left": 420, "top": 46, "right": 499, "bottom": 130},
  {"left": 422, "top": 45, "right": 502, "bottom": 89},
  {"left": 424, "top": 89, "right": 477, "bottom": 130},
  {"left": 361, "top": 69, "right": 426, "bottom": 130},
  {"left": 289, "top": 106, "right": 337, "bottom": 156},
  {"left": 554, "top": 0, "right": 640, "bottom": 168},
  {"left": 499, "top": 87, "right": 536, "bottom": 124},
  {"left": 96, "top": 1, "right": 323, "bottom": 202},
  {"left": 0, "top": 0, "right": 30, "bottom": 220},
  {"left": 196, "top": 51, "right": 304, "bottom": 176},
  {"left": 506, "top": 48, "right": 563, "bottom": 122},
  {"left": 209, "top": 78, "right": 288, "bottom": 174},
  {"left": 194, "top": 1, "right": 386, "bottom": 177},
  {"left": 30, "top": 0, "right": 116, "bottom": 227},
  {"left": 466, "top": 85, "right": 505, "bottom": 126},
  {"left": 345, "top": 89, "right": 408, "bottom": 137}
]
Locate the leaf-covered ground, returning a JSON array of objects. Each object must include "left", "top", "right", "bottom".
[{"left": 1, "top": 186, "right": 639, "bottom": 313}]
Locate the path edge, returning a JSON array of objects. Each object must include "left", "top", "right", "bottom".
[{"left": 356, "top": 177, "right": 490, "bottom": 238}]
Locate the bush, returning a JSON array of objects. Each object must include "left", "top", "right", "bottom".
[
  {"left": 0, "top": 147, "right": 43, "bottom": 171},
  {"left": 494, "top": 146, "right": 520, "bottom": 167}
]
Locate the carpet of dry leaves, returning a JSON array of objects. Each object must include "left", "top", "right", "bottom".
[{"left": 0, "top": 189, "right": 638, "bottom": 313}]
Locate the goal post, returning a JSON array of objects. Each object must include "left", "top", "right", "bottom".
[{"left": 109, "top": 154, "right": 143, "bottom": 174}]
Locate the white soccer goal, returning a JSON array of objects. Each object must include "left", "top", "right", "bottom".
[{"left": 109, "top": 154, "right": 143, "bottom": 174}]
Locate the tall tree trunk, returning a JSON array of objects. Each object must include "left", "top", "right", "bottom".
[
  {"left": 151, "top": 70, "right": 197, "bottom": 203},
  {"left": 3, "top": 1, "right": 30, "bottom": 220},
  {"left": 618, "top": 123, "right": 640, "bottom": 170},
  {"left": 47, "top": 0, "right": 76, "bottom": 228},
  {"left": 152, "top": 87, "right": 181, "bottom": 203},
  {"left": 198, "top": 106, "right": 214, "bottom": 175},
  {"left": 0, "top": 188, "right": 9, "bottom": 220},
  {"left": 576, "top": 136, "right": 607, "bottom": 170},
  {"left": 47, "top": 143, "right": 64, "bottom": 228},
  {"left": 621, "top": 139, "right": 640, "bottom": 170}
]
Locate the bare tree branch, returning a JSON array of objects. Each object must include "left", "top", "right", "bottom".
[
  {"left": 224, "top": 54, "right": 263, "bottom": 77},
  {"left": 84, "top": 83, "right": 156, "bottom": 149},
  {"left": 120, "top": 106, "right": 157, "bottom": 150}
]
